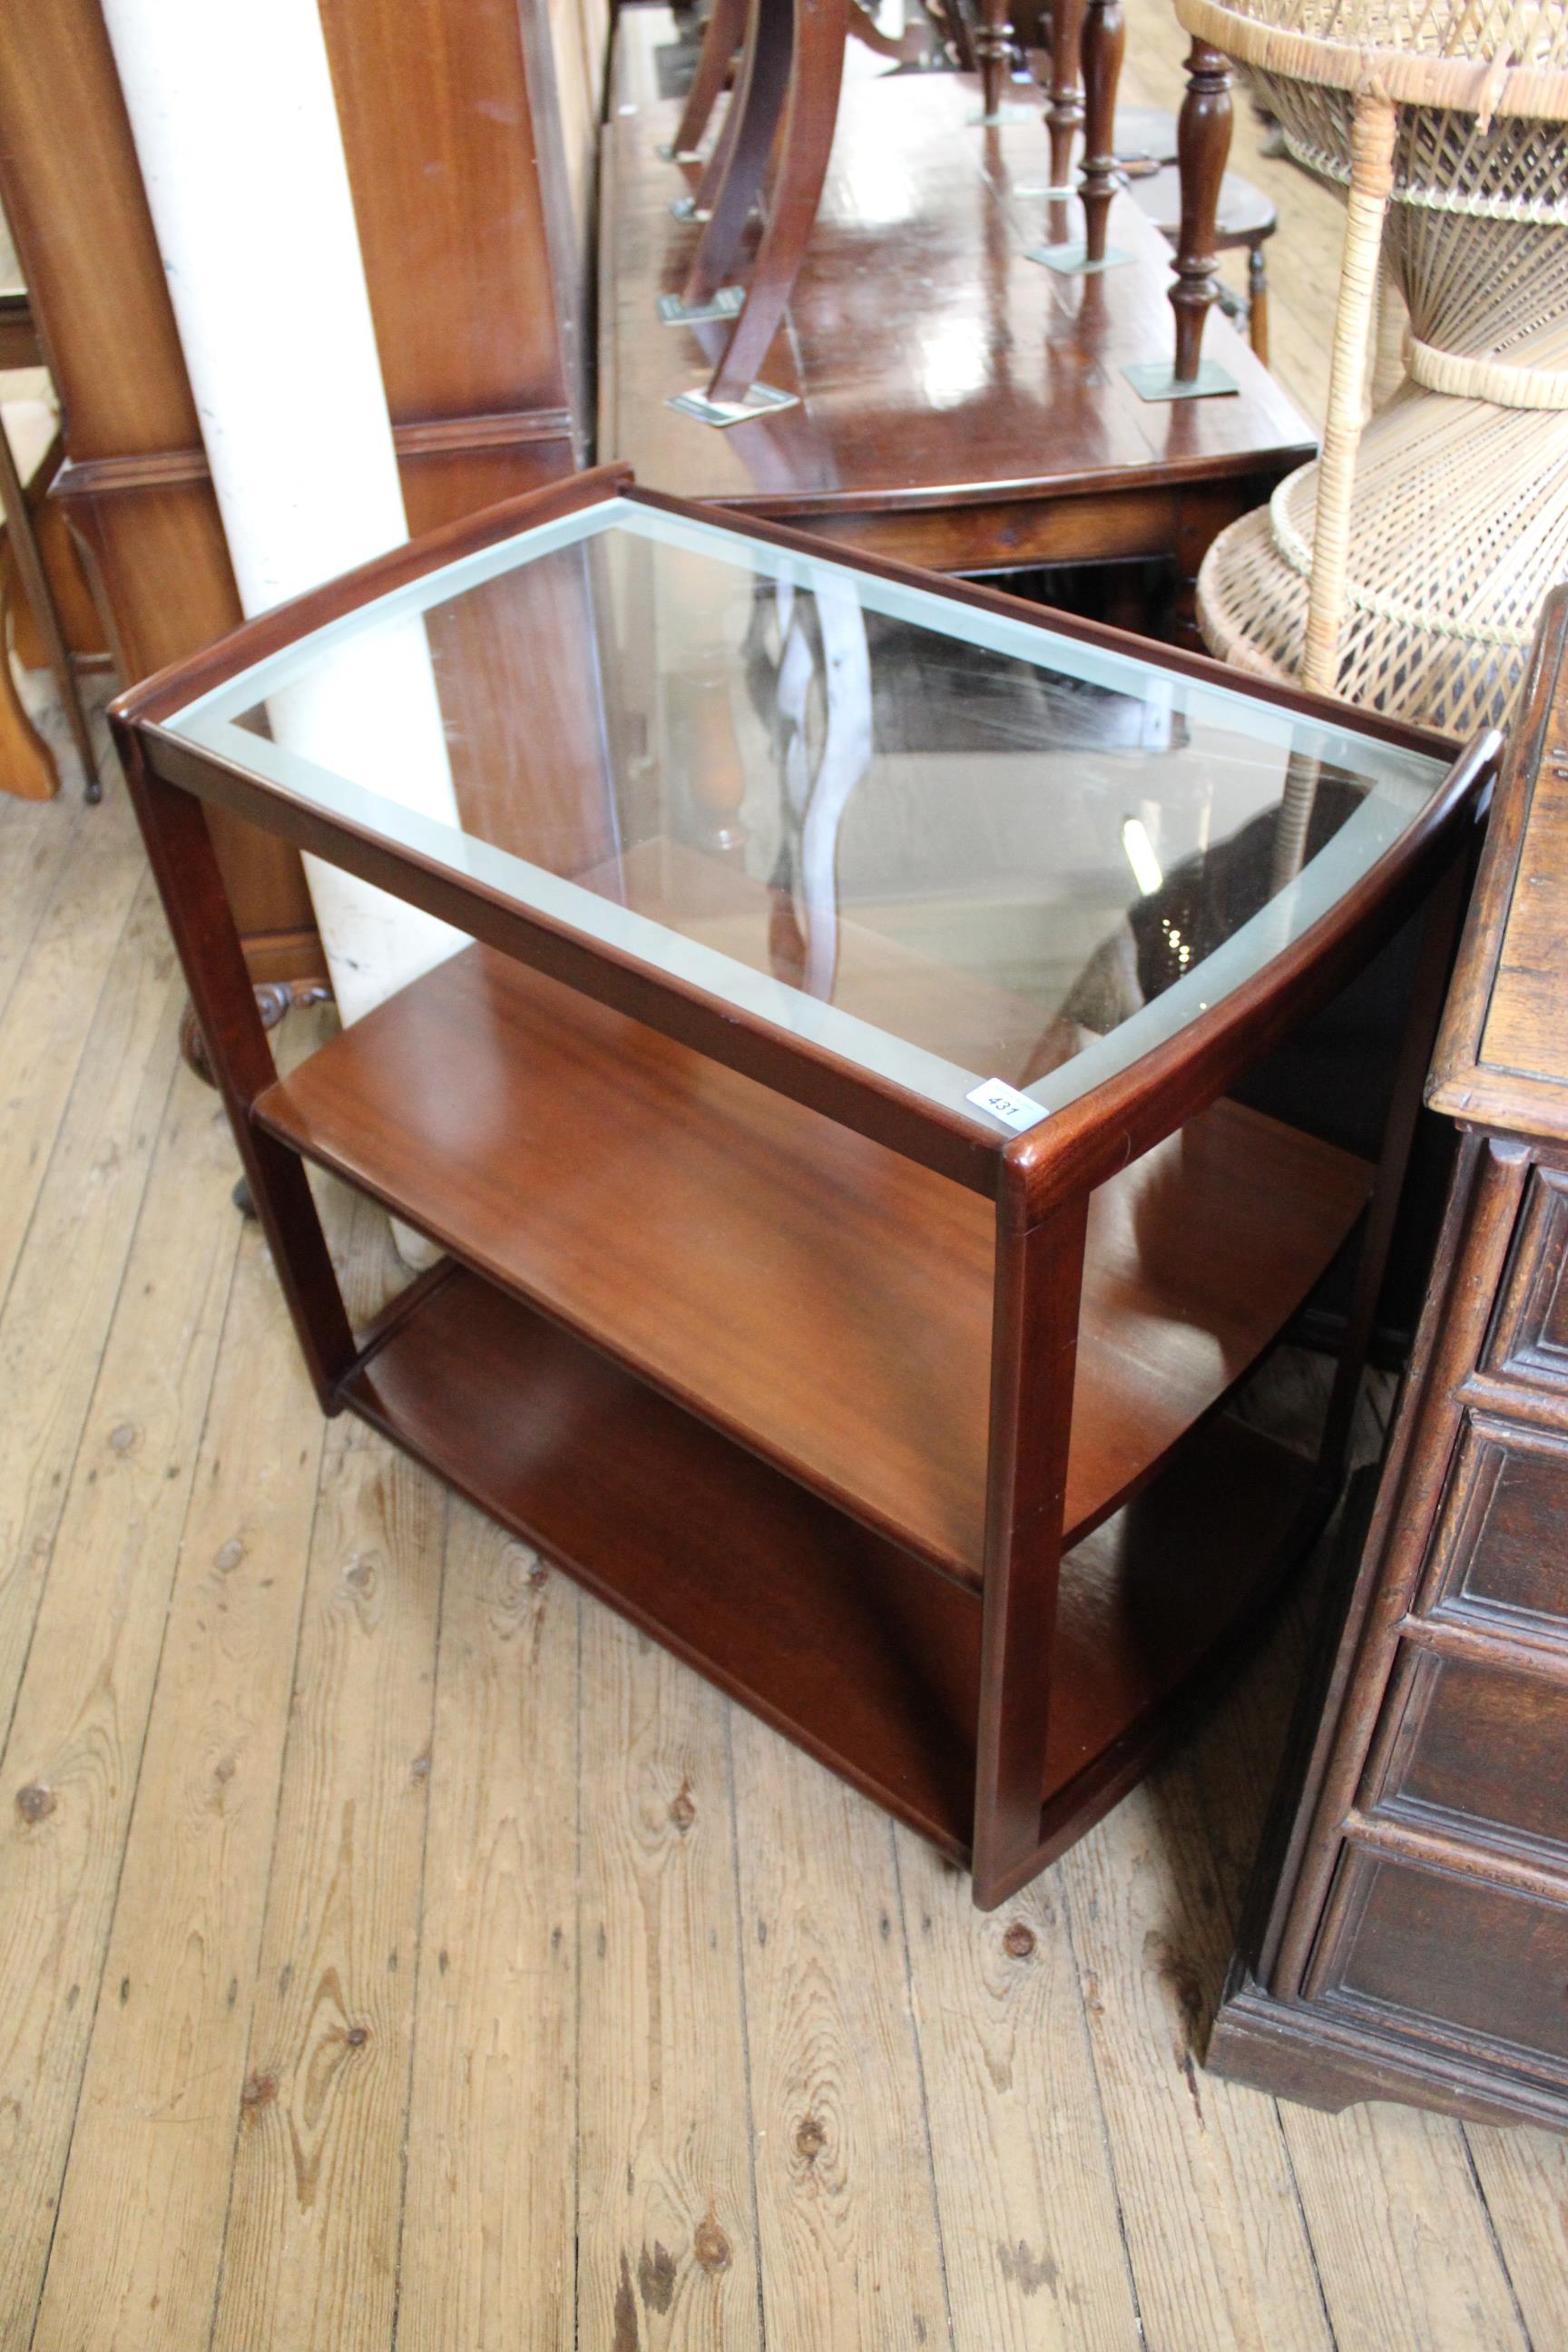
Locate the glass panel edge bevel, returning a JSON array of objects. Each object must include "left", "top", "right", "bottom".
[
  {"left": 161, "top": 495, "right": 1452, "bottom": 1137},
  {"left": 168, "top": 495, "right": 1448, "bottom": 799}
]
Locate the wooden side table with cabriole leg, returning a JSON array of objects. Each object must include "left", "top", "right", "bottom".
[{"left": 1210, "top": 584, "right": 1568, "bottom": 2133}]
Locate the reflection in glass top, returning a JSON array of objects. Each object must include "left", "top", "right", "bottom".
[{"left": 169, "top": 497, "right": 1449, "bottom": 1134}]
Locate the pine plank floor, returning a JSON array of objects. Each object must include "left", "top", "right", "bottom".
[{"left": 4, "top": 31, "right": 1566, "bottom": 2346}]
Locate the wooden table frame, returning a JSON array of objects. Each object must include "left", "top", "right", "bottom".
[{"left": 113, "top": 464, "right": 1493, "bottom": 1906}]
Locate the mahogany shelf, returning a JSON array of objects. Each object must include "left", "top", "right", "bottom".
[
  {"left": 345, "top": 1258, "right": 1320, "bottom": 1863},
  {"left": 255, "top": 940, "right": 1373, "bottom": 1586}
]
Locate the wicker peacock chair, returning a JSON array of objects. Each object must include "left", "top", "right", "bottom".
[{"left": 1181, "top": 0, "right": 1568, "bottom": 738}]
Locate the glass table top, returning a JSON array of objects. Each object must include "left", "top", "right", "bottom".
[{"left": 166, "top": 494, "right": 1451, "bottom": 1136}]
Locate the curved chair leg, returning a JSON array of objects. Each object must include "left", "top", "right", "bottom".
[
  {"left": 705, "top": 0, "right": 848, "bottom": 402},
  {"left": 686, "top": 31, "right": 754, "bottom": 220},
  {"left": 681, "top": 0, "right": 794, "bottom": 307},
  {"left": 667, "top": 0, "right": 750, "bottom": 160}
]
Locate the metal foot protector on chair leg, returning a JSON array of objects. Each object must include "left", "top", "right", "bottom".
[
  {"left": 1029, "top": 0, "right": 1132, "bottom": 272},
  {"left": 657, "top": 285, "right": 745, "bottom": 324},
  {"left": 667, "top": 380, "right": 799, "bottom": 426}
]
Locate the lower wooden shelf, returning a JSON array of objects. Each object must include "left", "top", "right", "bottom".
[
  {"left": 343, "top": 1260, "right": 1322, "bottom": 1867},
  {"left": 258, "top": 940, "right": 1370, "bottom": 1588}
]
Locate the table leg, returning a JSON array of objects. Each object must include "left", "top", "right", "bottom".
[
  {"left": 117, "top": 730, "right": 357, "bottom": 1411},
  {"left": 972, "top": 1184, "right": 1086, "bottom": 1909},
  {"left": 1171, "top": 38, "right": 1233, "bottom": 384},
  {"left": 705, "top": 0, "right": 848, "bottom": 403},
  {"left": 1079, "top": 0, "right": 1124, "bottom": 267}
]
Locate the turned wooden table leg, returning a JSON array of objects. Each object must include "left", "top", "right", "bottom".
[
  {"left": 1171, "top": 38, "right": 1233, "bottom": 383},
  {"left": 705, "top": 0, "right": 847, "bottom": 403},
  {"left": 1078, "top": 0, "right": 1124, "bottom": 267},
  {"left": 667, "top": 0, "right": 749, "bottom": 159},
  {"left": 1045, "top": 0, "right": 1084, "bottom": 189},
  {"left": 975, "top": 0, "right": 1014, "bottom": 123},
  {"left": 681, "top": 0, "right": 793, "bottom": 308}
]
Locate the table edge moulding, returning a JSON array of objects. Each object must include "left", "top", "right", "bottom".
[
  {"left": 1209, "top": 584, "right": 1568, "bottom": 2128},
  {"left": 110, "top": 463, "right": 1498, "bottom": 1906}
]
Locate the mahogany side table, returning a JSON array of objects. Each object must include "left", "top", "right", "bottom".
[{"left": 113, "top": 466, "right": 1490, "bottom": 1906}]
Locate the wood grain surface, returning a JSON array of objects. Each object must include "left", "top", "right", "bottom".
[
  {"left": 207, "top": 1414, "right": 445, "bottom": 2352},
  {"left": 27, "top": 1227, "right": 328, "bottom": 2352},
  {"left": 394, "top": 1503, "right": 582, "bottom": 2352},
  {"left": 576, "top": 1608, "right": 761, "bottom": 2349},
  {"left": 0, "top": 989, "right": 240, "bottom": 2352}
]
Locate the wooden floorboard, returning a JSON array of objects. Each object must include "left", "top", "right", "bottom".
[
  {"left": 3, "top": 27, "right": 1563, "bottom": 2350},
  {"left": 395, "top": 1500, "right": 581, "bottom": 2352},
  {"left": 575, "top": 1607, "right": 761, "bottom": 2351},
  {"left": 0, "top": 972, "right": 241, "bottom": 2352}
]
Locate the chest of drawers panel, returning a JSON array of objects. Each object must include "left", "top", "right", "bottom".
[{"left": 1209, "top": 586, "right": 1568, "bottom": 2132}]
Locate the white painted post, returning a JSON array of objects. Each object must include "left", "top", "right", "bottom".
[{"left": 100, "top": 0, "right": 466, "bottom": 1024}]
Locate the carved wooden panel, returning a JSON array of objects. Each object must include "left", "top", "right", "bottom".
[
  {"left": 1367, "top": 1644, "right": 1568, "bottom": 1863},
  {"left": 1416, "top": 1412, "right": 1568, "bottom": 1643},
  {"left": 1487, "top": 1167, "right": 1568, "bottom": 1392},
  {"left": 1310, "top": 1848, "right": 1568, "bottom": 2075}
]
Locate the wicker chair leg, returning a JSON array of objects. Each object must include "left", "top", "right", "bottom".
[{"left": 1300, "top": 83, "right": 1396, "bottom": 696}]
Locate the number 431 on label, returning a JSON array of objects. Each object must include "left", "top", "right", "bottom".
[{"left": 965, "top": 1077, "right": 1049, "bottom": 1132}]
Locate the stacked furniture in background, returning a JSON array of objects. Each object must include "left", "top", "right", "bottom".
[
  {"left": 604, "top": 9, "right": 1315, "bottom": 615},
  {"left": 1189, "top": 0, "right": 1568, "bottom": 735}
]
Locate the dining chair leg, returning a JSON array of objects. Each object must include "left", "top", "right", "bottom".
[
  {"left": 1045, "top": 0, "right": 1085, "bottom": 189},
  {"left": 1078, "top": 0, "right": 1126, "bottom": 267},
  {"left": 0, "top": 578, "right": 57, "bottom": 800},
  {"left": 975, "top": 0, "right": 1015, "bottom": 122},
  {"left": 681, "top": 0, "right": 794, "bottom": 307},
  {"left": 667, "top": 0, "right": 749, "bottom": 159},
  {"left": 705, "top": 0, "right": 848, "bottom": 402},
  {"left": 1171, "top": 37, "right": 1233, "bottom": 384}
]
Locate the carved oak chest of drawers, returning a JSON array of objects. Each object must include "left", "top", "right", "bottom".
[{"left": 1210, "top": 586, "right": 1568, "bottom": 2132}]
